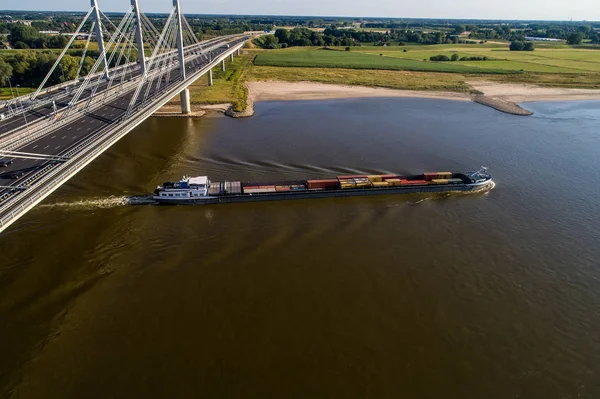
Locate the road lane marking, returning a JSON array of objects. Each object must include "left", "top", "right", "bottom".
[
  {"left": 32, "top": 145, "right": 38, "bottom": 149},
  {"left": 62, "top": 136, "right": 67, "bottom": 139},
  {"left": 44, "top": 145, "right": 49, "bottom": 149}
]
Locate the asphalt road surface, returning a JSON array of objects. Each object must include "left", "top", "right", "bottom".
[{"left": 0, "top": 41, "right": 241, "bottom": 203}]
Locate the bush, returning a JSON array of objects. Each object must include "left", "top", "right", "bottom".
[
  {"left": 451, "top": 53, "right": 460, "bottom": 61},
  {"left": 510, "top": 41, "right": 534, "bottom": 51},
  {"left": 403, "top": 49, "right": 407, "bottom": 52},
  {"left": 567, "top": 32, "right": 584, "bottom": 45},
  {"left": 14, "top": 41, "right": 30, "bottom": 49},
  {"left": 345, "top": 46, "right": 351, "bottom": 51},
  {"left": 430, "top": 55, "right": 450, "bottom": 62},
  {"left": 459, "top": 56, "right": 489, "bottom": 61}
]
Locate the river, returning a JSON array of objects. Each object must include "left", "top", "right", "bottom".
[{"left": 1, "top": 98, "right": 600, "bottom": 398}]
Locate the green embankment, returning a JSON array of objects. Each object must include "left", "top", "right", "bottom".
[{"left": 170, "top": 52, "right": 252, "bottom": 111}]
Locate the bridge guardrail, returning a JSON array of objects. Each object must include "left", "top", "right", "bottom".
[
  {"left": 0, "top": 39, "right": 248, "bottom": 231},
  {"left": 0, "top": 36, "right": 245, "bottom": 148}
]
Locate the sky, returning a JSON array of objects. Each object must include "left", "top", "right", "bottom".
[{"left": 4, "top": 0, "right": 600, "bottom": 21}]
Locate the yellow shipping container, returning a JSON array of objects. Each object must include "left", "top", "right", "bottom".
[
  {"left": 368, "top": 175, "right": 383, "bottom": 183},
  {"left": 340, "top": 183, "right": 356, "bottom": 189},
  {"left": 432, "top": 179, "right": 449, "bottom": 184},
  {"left": 386, "top": 179, "right": 402, "bottom": 186},
  {"left": 437, "top": 172, "right": 452, "bottom": 177},
  {"left": 372, "top": 182, "right": 389, "bottom": 187}
]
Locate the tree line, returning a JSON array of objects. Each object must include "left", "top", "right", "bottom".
[
  {"left": 4, "top": 24, "right": 69, "bottom": 49},
  {"left": 254, "top": 27, "right": 472, "bottom": 49},
  {"left": 0, "top": 51, "right": 97, "bottom": 88}
]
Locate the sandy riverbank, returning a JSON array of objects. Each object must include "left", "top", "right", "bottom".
[
  {"left": 156, "top": 80, "right": 600, "bottom": 118},
  {"left": 246, "top": 81, "right": 472, "bottom": 102}
]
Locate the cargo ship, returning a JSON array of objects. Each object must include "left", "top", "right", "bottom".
[{"left": 152, "top": 168, "right": 493, "bottom": 205}]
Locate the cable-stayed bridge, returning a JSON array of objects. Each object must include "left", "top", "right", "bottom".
[{"left": 0, "top": 0, "right": 252, "bottom": 233}]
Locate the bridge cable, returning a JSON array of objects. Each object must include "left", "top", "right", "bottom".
[
  {"left": 30, "top": 7, "right": 94, "bottom": 102},
  {"left": 76, "top": 21, "right": 95, "bottom": 80}
]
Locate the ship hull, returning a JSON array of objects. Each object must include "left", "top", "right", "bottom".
[{"left": 153, "top": 180, "right": 494, "bottom": 205}]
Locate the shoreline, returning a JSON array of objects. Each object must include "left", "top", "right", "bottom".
[{"left": 155, "top": 80, "right": 600, "bottom": 118}]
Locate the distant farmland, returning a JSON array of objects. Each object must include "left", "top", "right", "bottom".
[
  {"left": 254, "top": 48, "right": 518, "bottom": 74},
  {"left": 254, "top": 44, "right": 600, "bottom": 75}
]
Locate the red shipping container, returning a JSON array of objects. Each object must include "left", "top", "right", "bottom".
[
  {"left": 380, "top": 174, "right": 398, "bottom": 179},
  {"left": 402, "top": 180, "right": 427, "bottom": 185},
  {"left": 337, "top": 175, "right": 368, "bottom": 180},
  {"left": 307, "top": 179, "right": 339, "bottom": 189},
  {"left": 243, "top": 186, "right": 260, "bottom": 190},
  {"left": 276, "top": 186, "right": 291, "bottom": 192}
]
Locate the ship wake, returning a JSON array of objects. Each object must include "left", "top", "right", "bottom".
[{"left": 40, "top": 195, "right": 156, "bottom": 210}]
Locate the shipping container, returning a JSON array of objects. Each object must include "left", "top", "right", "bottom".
[
  {"left": 372, "top": 181, "right": 389, "bottom": 187},
  {"left": 244, "top": 188, "right": 276, "bottom": 194},
  {"left": 402, "top": 180, "right": 427, "bottom": 185},
  {"left": 379, "top": 174, "right": 398, "bottom": 180},
  {"left": 209, "top": 182, "right": 223, "bottom": 195},
  {"left": 228, "top": 181, "right": 242, "bottom": 194},
  {"left": 337, "top": 175, "right": 368, "bottom": 180},
  {"left": 368, "top": 175, "right": 383, "bottom": 183},
  {"left": 307, "top": 179, "right": 339, "bottom": 190},
  {"left": 447, "top": 178, "right": 463, "bottom": 184},
  {"left": 386, "top": 179, "right": 403, "bottom": 186},
  {"left": 275, "top": 186, "right": 291, "bottom": 192},
  {"left": 432, "top": 179, "right": 449, "bottom": 184}
]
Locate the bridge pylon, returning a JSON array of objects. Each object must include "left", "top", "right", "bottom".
[
  {"left": 91, "top": 0, "right": 109, "bottom": 79},
  {"left": 131, "top": 0, "right": 146, "bottom": 75},
  {"left": 173, "top": 0, "right": 190, "bottom": 114}
]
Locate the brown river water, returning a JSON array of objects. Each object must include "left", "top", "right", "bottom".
[{"left": 1, "top": 98, "right": 600, "bottom": 398}]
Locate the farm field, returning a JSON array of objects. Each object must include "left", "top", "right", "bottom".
[
  {"left": 255, "top": 43, "right": 600, "bottom": 74},
  {"left": 254, "top": 48, "right": 517, "bottom": 74}
]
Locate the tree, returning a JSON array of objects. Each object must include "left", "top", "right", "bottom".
[
  {"left": 430, "top": 55, "right": 450, "bottom": 61},
  {"left": 0, "top": 59, "right": 12, "bottom": 87},
  {"left": 453, "top": 25, "right": 466, "bottom": 35},
  {"left": 523, "top": 42, "right": 535, "bottom": 51},
  {"left": 261, "top": 35, "right": 280, "bottom": 49},
  {"left": 274, "top": 29, "right": 290, "bottom": 45},
  {"left": 567, "top": 32, "right": 584, "bottom": 45},
  {"left": 8, "top": 24, "right": 39, "bottom": 47},
  {"left": 509, "top": 41, "right": 525, "bottom": 51},
  {"left": 13, "top": 42, "right": 30, "bottom": 49},
  {"left": 451, "top": 53, "right": 460, "bottom": 61}
]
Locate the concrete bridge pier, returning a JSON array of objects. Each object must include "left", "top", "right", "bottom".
[
  {"left": 236, "top": 48, "right": 241, "bottom": 56},
  {"left": 180, "top": 88, "right": 191, "bottom": 114},
  {"left": 230, "top": 53, "right": 234, "bottom": 62},
  {"left": 208, "top": 69, "right": 214, "bottom": 86},
  {"left": 221, "top": 59, "right": 226, "bottom": 71}
]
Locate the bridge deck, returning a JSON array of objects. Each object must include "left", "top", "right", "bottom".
[{"left": 0, "top": 37, "right": 248, "bottom": 233}]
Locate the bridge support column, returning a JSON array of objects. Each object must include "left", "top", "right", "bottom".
[
  {"left": 221, "top": 59, "right": 226, "bottom": 71},
  {"left": 230, "top": 53, "right": 234, "bottom": 62},
  {"left": 91, "top": 0, "right": 109, "bottom": 79},
  {"left": 208, "top": 69, "right": 213, "bottom": 86},
  {"left": 236, "top": 48, "right": 240, "bottom": 56},
  {"left": 180, "top": 88, "right": 191, "bottom": 114},
  {"left": 131, "top": 0, "right": 146, "bottom": 75},
  {"left": 173, "top": 0, "right": 186, "bottom": 79}
]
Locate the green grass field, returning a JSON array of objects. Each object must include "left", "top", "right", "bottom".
[
  {"left": 254, "top": 48, "right": 518, "bottom": 74},
  {"left": 255, "top": 43, "right": 600, "bottom": 75},
  {"left": 0, "top": 87, "right": 35, "bottom": 100}
]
